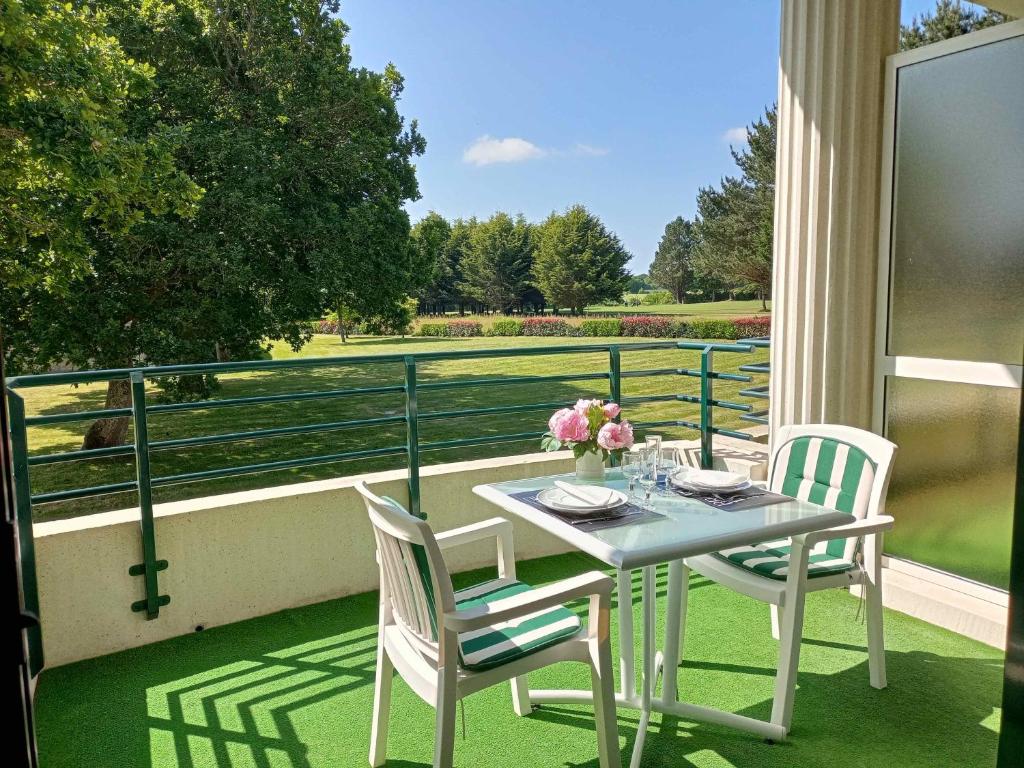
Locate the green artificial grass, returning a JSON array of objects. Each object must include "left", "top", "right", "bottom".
[
  {"left": 21, "top": 336, "right": 768, "bottom": 521},
  {"left": 36, "top": 553, "right": 1003, "bottom": 768}
]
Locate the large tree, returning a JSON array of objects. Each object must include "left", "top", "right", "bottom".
[
  {"left": 901, "top": 0, "right": 1012, "bottom": 50},
  {"left": 692, "top": 106, "right": 775, "bottom": 310},
  {"left": 533, "top": 205, "right": 630, "bottom": 314},
  {"left": 3, "top": 0, "right": 425, "bottom": 447},
  {"left": 411, "top": 212, "right": 454, "bottom": 314},
  {"left": 650, "top": 217, "right": 697, "bottom": 303},
  {"left": 459, "top": 212, "right": 534, "bottom": 313}
]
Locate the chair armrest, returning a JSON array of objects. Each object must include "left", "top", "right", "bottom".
[
  {"left": 443, "top": 571, "right": 614, "bottom": 633},
  {"left": 793, "top": 515, "right": 894, "bottom": 547},
  {"left": 435, "top": 517, "right": 516, "bottom": 579},
  {"left": 435, "top": 517, "right": 513, "bottom": 550}
]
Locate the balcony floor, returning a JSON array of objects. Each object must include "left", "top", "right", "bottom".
[{"left": 36, "top": 552, "right": 1003, "bottom": 767}]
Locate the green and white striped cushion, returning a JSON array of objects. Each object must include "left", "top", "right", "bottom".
[
  {"left": 713, "top": 539, "right": 854, "bottom": 580},
  {"left": 771, "top": 436, "right": 876, "bottom": 559},
  {"left": 454, "top": 578, "right": 582, "bottom": 671}
]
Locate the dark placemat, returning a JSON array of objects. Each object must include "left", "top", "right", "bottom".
[
  {"left": 671, "top": 485, "right": 793, "bottom": 511},
  {"left": 510, "top": 490, "right": 663, "bottom": 532}
]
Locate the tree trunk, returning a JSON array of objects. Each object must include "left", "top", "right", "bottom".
[
  {"left": 337, "top": 299, "right": 347, "bottom": 343},
  {"left": 759, "top": 287, "right": 767, "bottom": 311},
  {"left": 82, "top": 379, "right": 132, "bottom": 449}
]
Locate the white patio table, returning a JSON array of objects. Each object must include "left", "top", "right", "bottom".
[{"left": 473, "top": 470, "right": 853, "bottom": 767}]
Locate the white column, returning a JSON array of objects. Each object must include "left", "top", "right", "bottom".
[{"left": 770, "top": 0, "right": 900, "bottom": 435}]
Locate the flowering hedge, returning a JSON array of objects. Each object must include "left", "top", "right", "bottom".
[
  {"left": 521, "top": 317, "right": 579, "bottom": 336},
  {"left": 446, "top": 320, "right": 483, "bottom": 337},
  {"left": 411, "top": 315, "right": 770, "bottom": 340},
  {"left": 733, "top": 316, "right": 771, "bottom": 338},
  {"left": 620, "top": 315, "right": 674, "bottom": 337}
]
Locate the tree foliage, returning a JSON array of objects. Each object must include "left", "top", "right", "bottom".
[
  {"left": 533, "top": 205, "right": 630, "bottom": 314},
  {"left": 650, "top": 217, "right": 697, "bottom": 303},
  {"left": 900, "top": 0, "right": 1012, "bottom": 50},
  {"left": 692, "top": 106, "right": 776, "bottom": 309},
  {"left": 459, "top": 212, "right": 534, "bottom": 313},
  {"left": 411, "top": 212, "right": 455, "bottom": 313},
  {"left": 0, "top": 0, "right": 200, "bottom": 293}
]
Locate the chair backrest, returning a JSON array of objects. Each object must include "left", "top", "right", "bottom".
[
  {"left": 356, "top": 482, "right": 456, "bottom": 658},
  {"left": 768, "top": 424, "right": 897, "bottom": 561}
]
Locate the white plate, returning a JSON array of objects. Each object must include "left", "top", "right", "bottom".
[
  {"left": 537, "top": 487, "right": 628, "bottom": 516},
  {"left": 674, "top": 478, "right": 752, "bottom": 495},
  {"left": 669, "top": 469, "right": 751, "bottom": 493}
]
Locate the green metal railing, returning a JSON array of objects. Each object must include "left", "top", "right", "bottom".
[{"left": 5, "top": 339, "right": 769, "bottom": 623}]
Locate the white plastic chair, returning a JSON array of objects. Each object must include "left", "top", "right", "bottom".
[
  {"left": 356, "top": 481, "right": 621, "bottom": 768},
  {"left": 671, "top": 424, "right": 897, "bottom": 734}
]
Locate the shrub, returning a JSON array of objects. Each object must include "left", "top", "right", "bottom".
[
  {"left": 522, "top": 316, "right": 576, "bottom": 336},
  {"left": 491, "top": 318, "right": 524, "bottom": 336},
  {"left": 682, "top": 318, "right": 738, "bottom": 340},
  {"left": 579, "top": 318, "right": 621, "bottom": 337},
  {"left": 622, "top": 293, "right": 643, "bottom": 306},
  {"left": 418, "top": 322, "right": 447, "bottom": 337},
  {"left": 641, "top": 289, "right": 673, "bottom": 305},
  {"left": 311, "top": 319, "right": 339, "bottom": 334},
  {"left": 620, "top": 315, "right": 674, "bottom": 338},
  {"left": 733, "top": 316, "right": 772, "bottom": 338},
  {"left": 446, "top": 319, "right": 483, "bottom": 337}
]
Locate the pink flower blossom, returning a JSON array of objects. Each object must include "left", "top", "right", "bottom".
[
  {"left": 549, "top": 408, "right": 591, "bottom": 443},
  {"left": 597, "top": 420, "right": 634, "bottom": 451},
  {"left": 574, "top": 398, "right": 602, "bottom": 414},
  {"left": 602, "top": 402, "right": 621, "bottom": 420}
]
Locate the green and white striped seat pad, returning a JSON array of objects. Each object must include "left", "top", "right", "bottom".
[
  {"left": 714, "top": 538, "right": 854, "bottom": 580},
  {"left": 453, "top": 578, "right": 582, "bottom": 671}
]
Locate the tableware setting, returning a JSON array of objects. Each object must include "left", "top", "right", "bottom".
[
  {"left": 536, "top": 482, "right": 629, "bottom": 516},
  {"left": 669, "top": 468, "right": 752, "bottom": 494}
]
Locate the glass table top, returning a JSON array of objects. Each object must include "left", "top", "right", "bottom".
[{"left": 475, "top": 471, "right": 854, "bottom": 570}]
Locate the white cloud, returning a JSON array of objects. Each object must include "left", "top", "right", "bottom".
[
  {"left": 463, "top": 135, "right": 546, "bottom": 166},
  {"left": 571, "top": 143, "right": 610, "bottom": 157},
  {"left": 722, "top": 127, "right": 748, "bottom": 144}
]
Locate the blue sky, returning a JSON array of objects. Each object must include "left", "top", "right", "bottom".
[{"left": 341, "top": 0, "right": 960, "bottom": 274}]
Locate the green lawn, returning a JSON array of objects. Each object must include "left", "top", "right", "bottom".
[
  {"left": 36, "top": 553, "right": 1003, "bottom": 768},
  {"left": 19, "top": 335, "right": 768, "bottom": 521},
  {"left": 585, "top": 299, "right": 770, "bottom": 316}
]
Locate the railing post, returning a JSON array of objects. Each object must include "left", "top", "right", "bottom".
[
  {"left": 608, "top": 346, "right": 621, "bottom": 467},
  {"left": 6, "top": 389, "right": 44, "bottom": 675},
  {"left": 700, "top": 345, "right": 714, "bottom": 470},
  {"left": 127, "top": 372, "right": 168, "bottom": 618},
  {"left": 404, "top": 357, "right": 421, "bottom": 517}
]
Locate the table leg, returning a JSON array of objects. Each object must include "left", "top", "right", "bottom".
[
  {"left": 616, "top": 569, "right": 637, "bottom": 704},
  {"left": 661, "top": 559, "right": 686, "bottom": 704},
  {"left": 629, "top": 566, "right": 657, "bottom": 768}
]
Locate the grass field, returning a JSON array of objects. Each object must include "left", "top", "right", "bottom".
[
  {"left": 18, "top": 335, "right": 768, "bottom": 520},
  {"left": 585, "top": 298, "right": 770, "bottom": 316}
]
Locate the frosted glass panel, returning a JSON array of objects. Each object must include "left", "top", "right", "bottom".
[
  {"left": 888, "top": 35, "right": 1024, "bottom": 364},
  {"left": 884, "top": 377, "right": 1019, "bottom": 589}
]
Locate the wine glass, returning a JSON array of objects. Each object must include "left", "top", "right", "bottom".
[
  {"left": 620, "top": 451, "right": 641, "bottom": 501},
  {"left": 638, "top": 449, "right": 659, "bottom": 509},
  {"left": 658, "top": 447, "right": 680, "bottom": 494}
]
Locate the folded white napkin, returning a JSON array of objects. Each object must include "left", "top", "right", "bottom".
[
  {"left": 553, "top": 481, "right": 616, "bottom": 507},
  {"left": 684, "top": 470, "right": 746, "bottom": 489}
]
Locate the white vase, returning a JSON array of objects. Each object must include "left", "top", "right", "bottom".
[{"left": 575, "top": 448, "right": 606, "bottom": 482}]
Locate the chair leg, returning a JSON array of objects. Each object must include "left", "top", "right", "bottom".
[
  {"left": 369, "top": 647, "right": 394, "bottom": 767},
  {"left": 770, "top": 604, "right": 783, "bottom": 641},
  {"left": 866, "top": 576, "right": 887, "bottom": 689},
  {"left": 590, "top": 637, "right": 622, "bottom": 768},
  {"left": 770, "top": 541, "right": 809, "bottom": 733},
  {"left": 433, "top": 666, "right": 458, "bottom": 768},
  {"left": 511, "top": 675, "right": 532, "bottom": 715}
]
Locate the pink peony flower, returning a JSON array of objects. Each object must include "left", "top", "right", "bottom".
[
  {"left": 549, "top": 408, "right": 591, "bottom": 443},
  {"left": 574, "top": 398, "right": 602, "bottom": 414},
  {"left": 602, "top": 402, "right": 621, "bottom": 420},
  {"left": 597, "top": 420, "right": 634, "bottom": 451}
]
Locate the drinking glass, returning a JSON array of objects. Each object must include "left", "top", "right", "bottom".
[
  {"left": 645, "top": 434, "right": 663, "bottom": 457},
  {"left": 658, "top": 447, "right": 680, "bottom": 494},
  {"left": 620, "top": 451, "right": 641, "bottom": 501},
  {"left": 638, "top": 449, "right": 658, "bottom": 509}
]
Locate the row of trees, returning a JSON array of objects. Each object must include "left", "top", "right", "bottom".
[
  {"left": 410, "top": 205, "right": 631, "bottom": 315},
  {"left": 648, "top": 0, "right": 1012, "bottom": 310}
]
